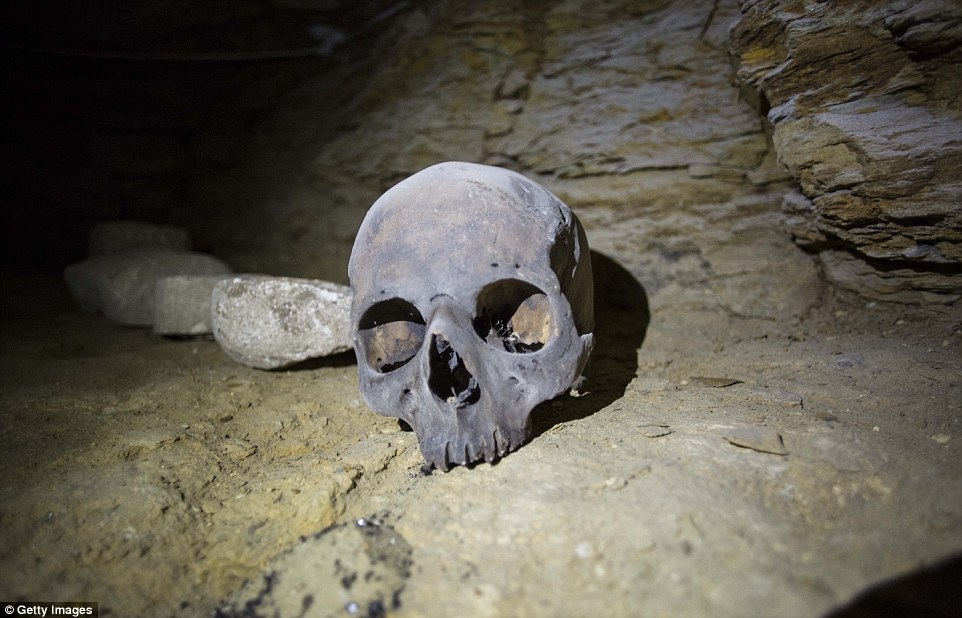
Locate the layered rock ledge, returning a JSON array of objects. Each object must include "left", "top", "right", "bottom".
[{"left": 731, "top": 0, "right": 962, "bottom": 302}]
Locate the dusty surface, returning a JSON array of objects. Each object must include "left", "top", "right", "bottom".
[{"left": 1, "top": 262, "right": 960, "bottom": 617}]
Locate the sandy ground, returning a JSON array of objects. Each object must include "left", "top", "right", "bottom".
[{"left": 1, "top": 263, "right": 960, "bottom": 617}]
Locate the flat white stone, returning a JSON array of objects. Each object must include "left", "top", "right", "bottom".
[
  {"left": 64, "top": 251, "right": 232, "bottom": 326},
  {"left": 211, "top": 276, "right": 352, "bottom": 369}
]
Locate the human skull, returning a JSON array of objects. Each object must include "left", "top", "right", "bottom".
[{"left": 349, "top": 161, "right": 594, "bottom": 470}]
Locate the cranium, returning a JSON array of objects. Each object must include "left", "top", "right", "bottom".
[{"left": 349, "top": 161, "right": 594, "bottom": 470}]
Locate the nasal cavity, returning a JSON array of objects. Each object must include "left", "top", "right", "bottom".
[{"left": 428, "top": 334, "right": 480, "bottom": 408}]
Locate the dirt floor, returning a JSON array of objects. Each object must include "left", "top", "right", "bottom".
[{"left": 1, "top": 262, "right": 960, "bottom": 617}]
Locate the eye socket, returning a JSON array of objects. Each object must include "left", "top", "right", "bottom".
[
  {"left": 358, "top": 298, "right": 426, "bottom": 373},
  {"left": 473, "top": 279, "right": 553, "bottom": 353}
]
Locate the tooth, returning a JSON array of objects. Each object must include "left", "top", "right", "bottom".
[
  {"left": 480, "top": 435, "right": 493, "bottom": 463},
  {"left": 438, "top": 442, "right": 452, "bottom": 472}
]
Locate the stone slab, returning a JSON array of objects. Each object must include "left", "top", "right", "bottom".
[{"left": 64, "top": 251, "right": 232, "bottom": 326}]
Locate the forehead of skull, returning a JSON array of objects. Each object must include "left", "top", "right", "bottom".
[{"left": 350, "top": 162, "right": 572, "bottom": 300}]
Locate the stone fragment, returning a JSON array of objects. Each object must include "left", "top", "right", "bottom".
[
  {"left": 211, "top": 276, "right": 352, "bottom": 369},
  {"left": 722, "top": 427, "right": 789, "bottom": 456},
  {"left": 691, "top": 376, "right": 742, "bottom": 388},
  {"left": 64, "top": 251, "right": 232, "bottom": 326},
  {"left": 153, "top": 274, "right": 249, "bottom": 336},
  {"left": 640, "top": 425, "right": 673, "bottom": 438},
  {"left": 88, "top": 220, "right": 191, "bottom": 256}
]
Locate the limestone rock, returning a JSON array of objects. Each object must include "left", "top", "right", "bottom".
[
  {"left": 89, "top": 220, "right": 192, "bottom": 256},
  {"left": 153, "top": 274, "right": 249, "bottom": 337},
  {"left": 64, "top": 251, "right": 232, "bottom": 326},
  {"left": 211, "top": 276, "right": 352, "bottom": 369},
  {"left": 820, "top": 250, "right": 961, "bottom": 305},
  {"left": 731, "top": 0, "right": 962, "bottom": 300}
]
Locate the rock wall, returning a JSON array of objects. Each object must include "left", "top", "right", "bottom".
[
  {"left": 731, "top": 0, "right": 962, "bottom": 303},
  {"left": 4, "top": 0, "right": 959, "bottom": 305},
  {"left": 194, "top": 0, "right": 824, "bottom": 320}
]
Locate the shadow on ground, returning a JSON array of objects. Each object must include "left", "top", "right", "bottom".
[
  {"left": 825, "top": 553, "right": 962, "bottom": 618},
  {"left": 282, "top": 349, "right": 359, "bottom": 371},
  {"left": 530, "top": 250, "right": 650, "bottom": 438}
]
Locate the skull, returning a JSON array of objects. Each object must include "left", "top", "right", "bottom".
[{"left": 349, "top": 161, "right": 594, "bottom": 470}]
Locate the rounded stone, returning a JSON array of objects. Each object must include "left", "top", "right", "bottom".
[{"left": 211, "top": 276, "right": 353, "bottom": 369}]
